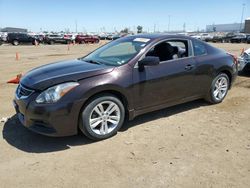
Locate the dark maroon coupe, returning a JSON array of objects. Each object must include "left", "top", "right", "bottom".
[{"left": 13, "top": 34, "right": 237, "bottom": 140}]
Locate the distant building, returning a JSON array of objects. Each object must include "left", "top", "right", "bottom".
[
  {"left": 0, "top": 27, "right": 28, "bottom": 33},
  {"left": 245, "top": 18, "right": 250, "bottom": 33},
  {"left": 206, "top": 23, "right": 243, "bottom": 32}
]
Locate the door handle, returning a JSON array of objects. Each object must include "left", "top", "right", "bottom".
[{"left": 185, "top": 64, "right": 194, "bottom": 71}]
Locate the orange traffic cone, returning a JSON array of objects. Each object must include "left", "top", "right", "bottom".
[
  {"left": 15, "top": 52, "right": 19, "bottom": 61},
  {"left": 241, "top": 48, "right": 245, "bottom": 55},
  {"left": 7, "top": 74, "right": 22, "bottom": 84}
]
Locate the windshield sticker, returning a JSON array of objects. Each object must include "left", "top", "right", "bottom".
[{"left": 133, "top": 38, "right": 150, "bottom": 43}]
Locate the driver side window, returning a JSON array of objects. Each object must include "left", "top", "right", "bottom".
[{"left": 146, "top": 40, "right": 189, "bottom": 62}]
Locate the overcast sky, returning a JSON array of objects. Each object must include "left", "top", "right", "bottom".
[{"left": 0, "top": 0, "right": 249, "bottom": 32}]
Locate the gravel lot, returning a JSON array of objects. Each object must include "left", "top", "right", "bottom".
[{"left": 0, "top": 42, "right": 250, "bottom": 188}]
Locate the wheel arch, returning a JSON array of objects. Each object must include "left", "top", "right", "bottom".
[
  {"left": 218, "top": 69, "right": 233, "bottom": 88},
  {"left": 83, "top": 90, "right": 129, "bottom": 111},
  {"left": 77, "top": 88, "right": 131, "bottom": 133}
]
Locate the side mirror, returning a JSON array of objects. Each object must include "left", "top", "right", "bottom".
[{"left": 138, "top": 56, "right": 160, "bottom": 71}]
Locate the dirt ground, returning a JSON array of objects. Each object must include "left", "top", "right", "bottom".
[{"left": 0, "top": 42, "right": 250, "bottom": 188}]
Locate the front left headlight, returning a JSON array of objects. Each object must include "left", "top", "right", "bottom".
[{"left": 36, "top": 82, "right": 79, "bottom": 104}]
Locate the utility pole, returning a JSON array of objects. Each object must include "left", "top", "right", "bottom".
[
  {"left": 168, "top": 15, "right": 171, "bottom": 32},
  {"left": 240, "top": 3, "right": 246, "bottom": 32},
  {"left": 75, "top": 20, "right": 78, "bottom": 33},
  {"left": 183, "top": 23, "right": 186, "bottom": 32}
]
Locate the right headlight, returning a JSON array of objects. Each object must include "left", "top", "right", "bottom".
[{"left": 35, "top": 82, "right": 79, "bottom": 104}]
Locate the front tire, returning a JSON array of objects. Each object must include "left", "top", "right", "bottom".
[
  {"left": 79, "top": 94, "right": 125, "bottom": 140},
  {"left": 205, "top": 73, "right": 230, "bottom": 104},
  {"left": 12, "top": 40, "right": 19, "bottom": 46}
]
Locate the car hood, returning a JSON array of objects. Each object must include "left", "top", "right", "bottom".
[{"left": 21, "top": 59, "right": 114, "bottom": 90}]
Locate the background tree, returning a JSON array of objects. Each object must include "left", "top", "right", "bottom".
[
  {"left": 137, "top": 25, "right": 143, "bottom": 33},
  {"left": 120, "top": 28, "right": 129, "bottom": 33}
]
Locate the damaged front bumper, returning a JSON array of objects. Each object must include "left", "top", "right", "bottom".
[{"left": 238, "top": 52, "right": 250, "bottom": 71}]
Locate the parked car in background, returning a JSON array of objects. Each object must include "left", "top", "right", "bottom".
[
  {"left": 106, "top": 34, "right": 114, "bottom": 40},
  {"left": 44, "top": 34, "right": 72, "bottom": 44},
  {"left": 34, "top": 34, "right": 45, "bottom": 43},
  {"left": 106, "top": 34, "right": 122, "bottom": 40},
  {"left": 99, "top": 33, "right": 108, "bottom": 40},
  {"left": 238, "top": 48, "right": 250, "bottom": 72},
  {"left": 13, "top": 34, "right": 237, "bottom": 140},
  {"left": 223, "top": 32, "right": 236, "bottom": 43},
  {"left": 200, "top": 33, "right": 213, "bottom": 42},
  {"left": 211, "top": 35, "right": 224, "bottom": 43},
  {"left": 64, "top": 34, "right": 76, "bottom": 42},
  {"left": 230, "top": 34, "right": 247, "bottom": 43},
  {"left": 75, "top": 35, "right": 99, "bottom": 44},
  {"left": 190, "top": 34, "right": 201, "bottom": 40},
  {"left": 190, "top": 33, "right": 213, "bottom": 42},
  {"left": 7, "top": 33, "right": 40, "bottom": 45},
  {"left": 246, "top": 36, "right": 250, "bottom": 44},
  {"left": 0, "top": 32, "right": 8, "bottom": 41},
  {"left": 112, "top": 34, "right": 121, "bottom": 40},
  {"left": 212, "top": 33, "right": 236, "bottom": 43}
]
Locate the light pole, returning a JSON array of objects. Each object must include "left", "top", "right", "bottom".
[
  {"left": 75, "top": 20, "right": 78, "bottom": 33},
  {"left": 240, "top": 3, "right": 246, "bottom": 32},
  {"left": 168, "top": 15, "right": 171, "bottom": 32}
]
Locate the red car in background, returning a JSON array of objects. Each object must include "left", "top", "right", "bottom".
[{"left": 75, "top": 35, "right": 100, "bottom": 44}]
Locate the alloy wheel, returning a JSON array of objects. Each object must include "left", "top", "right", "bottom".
[
  {"left": 213, "top": 76, "right": 228, "bottom": 101},
  {"left": 89, "top": 101, "right": 121, "bottom": 135}
]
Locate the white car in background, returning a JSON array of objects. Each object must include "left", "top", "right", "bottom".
[
  {"left": 190, "top": 34, "right": 201, "bottom": 40},
  {"left": 0, "top": 32, "right": 8, "bottom": 41},
  {"left": 190, "top": 33, "right": 213, "bottom": 42},
  {"left": 64, "top": 34, "right": 77, "bottom": 41},
  {"left": 200, "top": 33, "right": 213, "bottom": 41}
]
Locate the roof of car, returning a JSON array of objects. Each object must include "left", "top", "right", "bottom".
[{"left": 126, "top": 33, "right": 194, "bottom": 40}]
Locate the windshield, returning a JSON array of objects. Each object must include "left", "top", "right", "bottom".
[{"left": 81, "top": 37, "right": 151, "bottom": 66}]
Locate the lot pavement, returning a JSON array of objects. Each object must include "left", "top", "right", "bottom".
[{"left": 0, "top": 42, "right": 250, "bottom": 188}]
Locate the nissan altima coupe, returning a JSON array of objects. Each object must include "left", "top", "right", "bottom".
[{"left": 13, "top": 34, "right": 237, "bottom": 140}]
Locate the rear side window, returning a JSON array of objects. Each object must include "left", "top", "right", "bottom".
[{"left": 193, "top": 40, "right": 207, "bottom": 56}]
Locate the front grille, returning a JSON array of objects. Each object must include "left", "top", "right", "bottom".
[{"left": 16, "top": 84, "right": 34, "bottom": 99}]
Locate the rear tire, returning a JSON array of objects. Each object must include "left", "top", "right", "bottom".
[
  {"left": 13, "top": 40, "right": 19, "bottom": 46},
  {"left": 205, "top": 73, "right": 230, "bottom": 104},
  {"left": 79, "top": 94, "right": 125, "bottom": 140}
]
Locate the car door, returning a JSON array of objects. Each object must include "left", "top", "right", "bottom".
[
  {"left": 19, "top": 34, "right": 27, "bottom": 43},
  {"left": 132, "top": 39, "right": 197, "bottom": 110},
  {"left": 55, "top": 35, "right": 62, "bottom": 43},
  {"left": 27, "top": 35, "right": 34, "bottom": 43}
]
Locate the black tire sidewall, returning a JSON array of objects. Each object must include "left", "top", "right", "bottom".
[
  {"left": 79, "top": 95, "right": 125, "bottom": 140},
  {"left": 13, "top": 40, "right": 19, "bottom": 45},
  {"left": 209, "top": 73, "right": 229, "bottom": 104}
]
